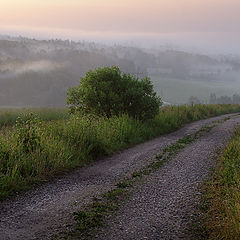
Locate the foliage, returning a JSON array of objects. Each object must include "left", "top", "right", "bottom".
[
  {"left": 202, "top": 126, "right": 240, "bottom": 240},
  {"left": 15, "top": 114, "right": 42, "bottom": 153},
  {"left": 67, "top": 66, "right": 162, "bottom": 120}
]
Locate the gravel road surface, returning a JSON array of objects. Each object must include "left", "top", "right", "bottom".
[
  {"left": 0, "top": 114, "right": 239, "bottom": 240},
  {"left": 95, "top": 114, "right": 240, "bottom": 240}
]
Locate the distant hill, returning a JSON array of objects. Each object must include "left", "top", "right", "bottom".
[{"left": 0, "top": 35, "right": 240, "bottom": 106}]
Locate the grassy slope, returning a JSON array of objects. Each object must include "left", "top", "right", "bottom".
[
  {"left": 0, "top": 104, "right": 240, "bottom": 200},
  {"left": 202, "top": 126, "right": 240, "bottom": 240}
]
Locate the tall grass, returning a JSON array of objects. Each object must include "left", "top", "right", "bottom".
[
  {"left": 202, "top": 126, "right": 240, "bottom": 240},
  {"left": 0, "top": 108, "right": 69, "bottom": 128},
  {"left": 0, "top": 104, "right": 239, "bottom": 200}
]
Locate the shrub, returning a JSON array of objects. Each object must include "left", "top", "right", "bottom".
[{"left": 67, "top": 66, "right": 162, "bottom": 120}]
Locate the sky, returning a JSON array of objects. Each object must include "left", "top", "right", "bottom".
[{"left": 1, "top": 0, "right": 240, "bottom": 53}]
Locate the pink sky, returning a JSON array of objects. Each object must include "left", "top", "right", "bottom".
[{"left": 1, "top": 0, "right": 240, "bottom": 53}]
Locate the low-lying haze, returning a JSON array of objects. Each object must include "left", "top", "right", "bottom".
[
  {"left": 0, "top": 0, "right": 240, "bottom": 107},
  {"left": 1, "top": 36, "right": 240, "bottom": 107}
]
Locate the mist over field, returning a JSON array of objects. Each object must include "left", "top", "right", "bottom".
[
  {"left": 0, "top": 34, "right": 240, "bottom": 107},
  {"left": 1, "top": 0, "right": 240, "bottom": 107}
]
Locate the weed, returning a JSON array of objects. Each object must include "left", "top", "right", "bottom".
[
  {"left": 15, "top": 113, "right": 42, "bottom": 153},
  {"left": 200, "top": 126, "right": 240, "bottom": 240},
  {"left": 69, "top": 188, "right": 127, "bottom": 239},
  {"left": 132, "top": 172, "right": 142, "bottom": 178},
  {"left": 116, "top": 181, "right": 130, "bottom": 189}
]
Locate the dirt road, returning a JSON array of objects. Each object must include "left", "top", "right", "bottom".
[{"left": 0, "top": 114, "right": 239, "bottom": 240}]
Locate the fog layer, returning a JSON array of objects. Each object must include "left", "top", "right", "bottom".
[{"left": 0, "top": 36, "right": 240, "bottom": 107}]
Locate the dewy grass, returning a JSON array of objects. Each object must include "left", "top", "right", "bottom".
[
  {"left": 64, "top": 120, "right": 221, "bottom": 240},
  {"left": 201, "top": 126, "right": 240, "bottom": 240},
  {"left": 0, "top": 104, "right": 239, "bottom": 200}
]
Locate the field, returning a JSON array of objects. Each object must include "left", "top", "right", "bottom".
[
  {"left": 0, "top": 104, "right": 240, "bottom": 200},
  {"left": 202, "top": 125, "right": 240, "bottom": 240},
  {"left": 150, "top": 74, "right": 240, "bottom": 104},
  {"left": 0, "top": 108, "right": 69, "bottom": 128}
]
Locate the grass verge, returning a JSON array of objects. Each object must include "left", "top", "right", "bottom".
[
  {"left": 200, "top": 125, "right": 240, "bottom": 240},
  {"left": 0, "top": 104, "right": 239, "bottom": 200}
]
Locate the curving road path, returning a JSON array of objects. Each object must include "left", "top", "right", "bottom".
[
  {"left": 0, "top": 113, "right": 239, "bottom": 240},
  {"left": 95, "top": 114, "right": 240, "bottom": 240}
]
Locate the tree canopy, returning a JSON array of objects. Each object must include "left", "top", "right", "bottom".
[{"left": 67, "top": 66, "right": 161, "bottom": 120}]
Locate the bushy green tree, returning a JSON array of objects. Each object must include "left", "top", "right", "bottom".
[{"left": 67, "top": 66, "right": 162, "bottom": 120}]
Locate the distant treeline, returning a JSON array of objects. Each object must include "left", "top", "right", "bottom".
[
  {"left": 188, "top": 93, "right": 240, "bottom": 105},
  {"left": 209, "top": 93, "right": 240, "bottom": 104}
]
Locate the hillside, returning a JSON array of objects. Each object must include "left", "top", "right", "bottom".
[{"left": 1, "top": 35, "right": 240, "bottom": 106}]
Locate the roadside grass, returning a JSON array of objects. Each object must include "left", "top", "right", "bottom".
[
  {"left": 201, "top": 126, "right": 240, "bottom": 240},
  {"left": 0, "top": 104, "right": 239, "bottom": 200},
  {"left": 0, "top": 108, "right": 69, "bottom": 128}
]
